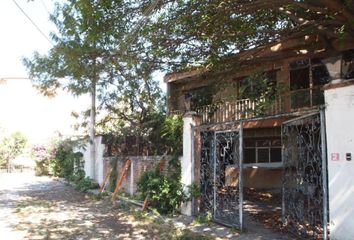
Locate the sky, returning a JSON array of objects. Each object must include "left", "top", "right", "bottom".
[{"left": 0, "top": 0, "right": 166, "bottom": 144}]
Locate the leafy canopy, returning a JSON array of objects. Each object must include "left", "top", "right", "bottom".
[
  {"left": 23, "top": 0, "right": 164, "bottom": 145},
  {"left": 139, "top": 0, "right": 354, "bottom": 71}
]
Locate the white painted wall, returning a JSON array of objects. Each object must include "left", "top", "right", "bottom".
[
  {"left": 325, "top": 82, "right": 354, "bottom": 240},
  {"left": 82, "top": 136, "right": 105, "bottom": 186},
  {"left": 181, "top": 112, "right": 197, "bottom": 215}
]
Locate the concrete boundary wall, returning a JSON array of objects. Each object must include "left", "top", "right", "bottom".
[{"left": 104, "top": 155, "right": 173, "bottom": 196}]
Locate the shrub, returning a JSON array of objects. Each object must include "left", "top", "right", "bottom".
[
  {"left": 161, "top": 115, "right": 183, "bottom": 155},
  {"left": 138, "top": 170, "right": 185, "bottom": 214},
  {"left": 32, "top": 145, "right": 54, "bottom": 176},
  {"left": 75, "top": 176, "right": 94, "bottom": 192},
  {"left": 137, "top": 156, "right": 185, "bottom": 214},
  {"left": 50, "top": 139, "right": 83, "bottom": 179},
  {"left": 68, "top": 169, "right": 98, "bottom": 192}
]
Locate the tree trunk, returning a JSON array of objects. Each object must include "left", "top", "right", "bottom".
[{"left": 89, "top": 81, "right": 96, "bottom": 179}]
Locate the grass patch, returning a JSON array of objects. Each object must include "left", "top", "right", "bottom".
[
  {"left": 172, "top": 229, "right": 213, "bottom": 240},
  {"left": 91, "top": 192, "right": 109, "bottom": 201},
  {"left": 230, "top": 227, "right": 241, "bottom": 234},
  {"left": 112, "top": 201, "right": 132, "bottom": 211},
  {"left": 192, "top": 213, "right": 212, "bottom": 225},
  {"left": 16, "top": 200, "right": 55, "bottom": 213},
  {"left": 132, "top": 209, "right": 151, "bottom": 221}
]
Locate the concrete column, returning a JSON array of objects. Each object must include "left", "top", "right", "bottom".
[
  {"left": 83, "top": 136, "right": 105, "bottom": 185},
  {"left": 324, "top": 80, "right": 354, "bottom": 240},
  {"left": 181, "top": 111, "right": 200, "bottom": 215}
]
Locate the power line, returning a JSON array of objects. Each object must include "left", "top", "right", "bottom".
[
  {"left": 11, "top": 0, "right": 53, "bottom": 46},
  {"left": 107, "top": 0, "right": 161, "bottom": 61},
  {"left": 127, "top": 0, "right": 161, "bottom": 44},
  {"left": 39, "top": 0, "right": 50, "bottom": 15}
]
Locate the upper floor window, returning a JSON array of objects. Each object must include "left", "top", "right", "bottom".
[
  {"left": 185, "top": 86, "right": 213, "bottom": 111},
  {"left": 289, "top": 58, "right": 330, "bottom": 109},
  {"left": 238, "top": 70, "right": 278, "bottom": 99}
]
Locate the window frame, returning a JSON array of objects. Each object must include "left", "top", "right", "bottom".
[
  {"left": 289, "top": 58, "right": 330, "bottom": 109},
  {"left": 243, "top": 138, "right": 282, "bottom": 168}
]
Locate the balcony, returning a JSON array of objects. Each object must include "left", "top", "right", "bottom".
[
  {"left": 196, "top": 97, "right": 284, "bottom": 124},
  {"left": 194, "top": 87, "right": 324, "bottom": 125},
  {"left": 289, "top": 86, "right": 324, "bottom": 110}
]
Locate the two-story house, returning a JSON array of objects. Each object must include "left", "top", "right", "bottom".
[{"left": 165, "top": 35, "right": 354, "bottom": 238}]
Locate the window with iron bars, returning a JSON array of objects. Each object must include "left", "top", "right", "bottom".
[{"left": 244, "top": 138, "right": 282, "bottom": 165}]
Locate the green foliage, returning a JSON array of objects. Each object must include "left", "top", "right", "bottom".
[
  {"left": 132, "top": 209, "right": 151, "bottom": 221},
  {"left": 186, "top": 181, "right": 201, "bottom": 201},
  {"left": 91, "top": 191, "right": 109, "bottom": 201},
  {"left": 174, "top": 230, "right": 212, "bottom": 240},
  {"left": 192, "top": 213, "right": 212, "bottom": 225},
  {"left": 239, "top": 71, "right": 287, "bottom": 116},
  {"left": 161, "top": 115, "right": 183, "bottom": 155},
  {"left": 69, "top": 169, "right": 86, "bottom": 184},
  {"left": 32, "top": 138, "right": 83, "bottom": 177},
  {"left": 189, "top": 86, "right": 215, "bottom": 110},
  {"left": 0, "top": 131, "right": 27, "bottom": 168},
  {"left": 137, "top": 156, "right": 185, "bottom": 214},
  {"left": 69, "top": 169, "right": 97, "bottom": 192},
  {"left": 75, "top": 176, "right": 94, "bottom": 192},
  {"left": 50, "top": 139, "right": 83, "bottom": 178},
  {"left": 23, "top": 0, "right": 163, "bottom": 144},
  {"left": 32, "top": 145, "right": 54, "bottom": 176},
  {"left": 139, "top": 1, "right": 354, "bottom": 72}
]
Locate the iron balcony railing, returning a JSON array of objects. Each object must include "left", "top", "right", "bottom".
[{"left": 196, "top": 97, "right": 284, "bottom": 124}]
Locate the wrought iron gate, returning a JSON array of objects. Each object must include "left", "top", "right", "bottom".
[
  {"left": 200, "top": 126, "right": 243, "bottom": 229},
  {"left": 282, "top": 110, "right": 328, "bottom": 239}
]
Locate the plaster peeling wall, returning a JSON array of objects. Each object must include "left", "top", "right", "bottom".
[{"left": 325, "top": 83, "right": 354, "bottom": 240}]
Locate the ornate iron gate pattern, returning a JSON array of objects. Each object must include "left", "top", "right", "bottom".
[
  {"left": 200, "top": 127, "right": 243, "bottom": 229},
  {"left": 282, "top": 111, "right": 328, "bottom": 239}
]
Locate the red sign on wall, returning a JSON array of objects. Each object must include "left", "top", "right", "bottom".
[{"left": 331, "top": 153, "right": 340, "bottom": 161}]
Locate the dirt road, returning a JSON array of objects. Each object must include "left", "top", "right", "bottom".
[
  {"left": 0, "top": 172, "right": 209, "bottom": 239},
  {"left": 0, "top": 172, "right": 291, "bottom": 240}
]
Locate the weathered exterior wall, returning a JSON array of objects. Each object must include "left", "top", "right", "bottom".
[
  {"left": 325, "top": 81, "right": 354, "bottom": 240},
  {"left": 243, "top": 168, "right": 282, "bottom": 189},
  {"left": 167, "top": 58, "right": 290, "bottom": 114},
  {"left": 111, "top": 155, "right": 172, "bottom": 195}
]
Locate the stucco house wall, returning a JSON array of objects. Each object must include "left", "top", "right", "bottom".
[{"left": 325, "top": 81, "right": 354, "bottom": 240}]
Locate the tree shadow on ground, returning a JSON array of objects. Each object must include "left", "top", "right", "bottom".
[{"left": 6, "top": 179, "right": 202, "bottom": 240}]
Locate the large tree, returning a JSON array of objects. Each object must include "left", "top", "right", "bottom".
[
  {"left": 23, "top": 0, "right": 160, "bottom": 176},
  {"left": 139, "top": 0, "right": 354, "bottom": 71}
]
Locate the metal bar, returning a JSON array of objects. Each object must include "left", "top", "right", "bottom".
[
  {"left": 281, "top": 124, "right": 286, "bottom": 225},
  {"left": 282, "top": 111, "right": 320, "bottom": 125},
  {"left": 213, "top": 131, "right": 217, "bottom": 219},
  {"left": 320, "top": 109, "right": 328, "bottom": 240},
  {"left": 239, "top": 121, "right": 244, "bottom": 231},
  {"left": 215, "top": 129, "right": 238, "bottom": 134}
]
